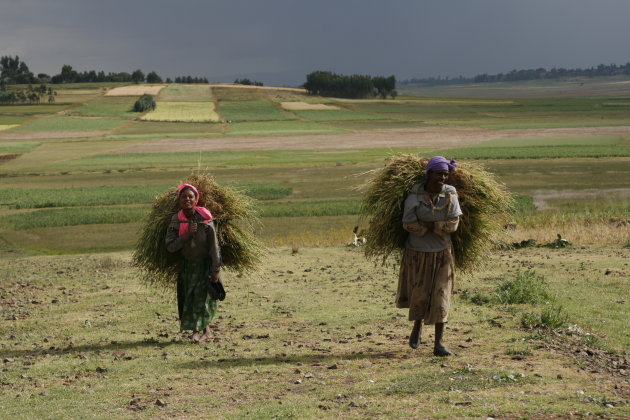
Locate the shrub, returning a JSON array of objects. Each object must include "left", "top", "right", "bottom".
[
  {"left": 134, "top": 94, "right": 156, "bottom": 112},
  {"left": 495, "top": 269, "right": 549, "bottom": 304}
]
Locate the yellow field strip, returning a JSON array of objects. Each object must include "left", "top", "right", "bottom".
[{"left": 140, "top": 101, "right": 219, "bottom": 122}]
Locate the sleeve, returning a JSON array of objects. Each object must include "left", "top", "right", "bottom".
[
  {"left": 206, "top": 221, "right": 222, "bottom": 272},
  {"left": 401, "top": 189, "right": 429, "bottom": 237},
  {"left": 434, "top": 217, "right": 460, "bottom": 236},
  {"left": 447, "top": 190, "right": 463, "bottom": 219},
  {"left": 165, "top": 215, "right": 185, "bottom": 253}
]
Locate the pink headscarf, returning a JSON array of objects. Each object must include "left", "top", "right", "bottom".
[{"left": 177, "top": 184, "right": 213, "bottom": 237}]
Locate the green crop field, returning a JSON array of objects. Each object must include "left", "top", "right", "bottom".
[
  {"left": 0, "top": 80, "right": 628, "bottom": 419},
  {"left": 0, "top": 141, "right": 40, "bottom": 154},
  {"left": 0, "top": 115, "right": 33, "bottom": 125},
  {"left": 219, "top": 100, "right": 296, "bottom": 122},
  {"left": 68, "top": 103, "right": 137, "bottom": 119},
  {"left": 9, "top": 116, "right": 128, "bottom": 132},
  {"left": 158, "top": 84, "right": 213, "bottom": 102},
  {"left": 292, "top": 108, "right": 389, "bottom": 121},
  {"left": 225, "top": 120, "right": 344, "bottom": 136}
]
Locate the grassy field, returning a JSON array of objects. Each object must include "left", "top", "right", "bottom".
[
  {"left": 219, "top": 100, "right": 297, "bottom": 122},
  {"left": 0, "top": 247, "right": 627, "bottom": 419},
  {"left": 158, "top": 84, "right": 213, "bottom": 102},
  {"left": 10, "top": 116, "right": 128, "bottom": 132},
  {"left": 0, "top": 81, "right": 628, "bottom": 418}
]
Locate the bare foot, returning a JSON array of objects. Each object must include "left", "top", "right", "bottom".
[
  {"left": 191, "top": 331, "right": 202, "bottom": 343},
  {"left": 197, "top": 326, "right": 212, "bottom": 343}
]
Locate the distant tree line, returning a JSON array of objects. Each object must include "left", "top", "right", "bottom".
[
  {"left": 0, "top": 56, "right": 214, "bottom": 86},
  {"left": 0, "top": 83, "right": 57, "bottom": 104},
  {"left": 234, "top": 78, "right": 263, "bottom": 86},
  {"left": 303, "top": 71, "right": 396, "bottom": 99},
  {"left": 400, "top": 62, "right": 630, "bottom": 86},
  {"left": 169, "top": 76, "right": 209, "bottom": 84}
]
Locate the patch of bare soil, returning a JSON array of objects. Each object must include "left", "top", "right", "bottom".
[
  {"left": 539, "top": 330, "right": 630, "bottom": 399},
  {"left": 0, "top": 131, "right": 109, "bottom": 140},
  {"left": 115, "top": 125, "right": 630, "bottom": 153}
]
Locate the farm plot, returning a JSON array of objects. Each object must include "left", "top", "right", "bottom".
[
  {"left": 220, "top": 100, "right": 296, "bottom": 122},
  {"left": 8, "top": 116, "right": 128, "bottom": 132},
  {"left": 432, "top": 135, "right": 630, "bottom": 159},
  {"left": 226, "top": 121, "right": 343, "bottom": 136},
  {"left": 105, "top": 85, "right": 166, "bottom": 96},
  {"left": 158, "top": 84, "right": 213, "bottom": 102},
  {"left": 0, "top": 141, "right": 40, "bottom": 154},
  {"left": 68, "top": 103, "right": 137, "bottom": 119},
  {"left": 0, "top": 125, "right": 18, "bottom": 131},
  {"left": 0, "top": 104, "right": 69, "bottom": 115},
  {"left": 292, "top": 108, "right": 389, "bottom": 121},
  {"left": 111, "top": 120, "right": 223, "bottom": 138},
  {"left": 140, "top": 102, "right": 219, "bottom": 122},
  {"left": 281, "top": 101, "right": 340, "bottom": 111}
]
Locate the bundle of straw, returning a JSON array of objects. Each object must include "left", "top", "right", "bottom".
[
  {"left": 360, "top": 154, "right": 513, "bottom": 274},
  {"left": 133, "top": 173, "right": 265, "bottom": 288}
]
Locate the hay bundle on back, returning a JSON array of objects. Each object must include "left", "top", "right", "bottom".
[
  {"left": 133, "top": 173, "right": 265, "bottom": 288},
  {"left": 360, "top": 154, "right": 513, "bottom": 274}
]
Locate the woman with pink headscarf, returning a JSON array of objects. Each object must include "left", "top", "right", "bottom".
[
  {"left": 165, "top": 184, "right": 222, "bottom": 343},
  {"left": 397, "top": 156, "right": 462, "bottom": 356}
]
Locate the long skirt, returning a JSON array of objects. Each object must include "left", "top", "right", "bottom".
[
  {"left": 177, "top": 258, "right": 217, "bottom": 332},
  {"left": 396, "top": 247, "right": 455, "bottom": 324}
]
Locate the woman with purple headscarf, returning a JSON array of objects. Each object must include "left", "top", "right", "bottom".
[
  {"left": 165, "top": 184, "right": 222, "bottom": 343},
  {"left": 397, "top": 156, "right": 462, "bottom": 356}
]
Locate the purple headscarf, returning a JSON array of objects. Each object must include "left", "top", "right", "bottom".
[
  {"left": 426, "top": 156, "right": 457, "bottom": 172},
  {"left": 425, "top": 156, "right": 457, "bottom": 181}
]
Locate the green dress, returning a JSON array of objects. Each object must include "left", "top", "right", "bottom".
[{"left": 165, "top": 212, "right": 222, "bottom": 332}]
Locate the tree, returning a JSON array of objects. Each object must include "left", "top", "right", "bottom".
[
  {"left": 131, "top": 69, "right": 145, "bottom": 84},
  {"left": 0, "top": 55, "right": 37, "bottom": 84},
  {"left": 146, "top": 71, "right": 162, "bottom": 83}
]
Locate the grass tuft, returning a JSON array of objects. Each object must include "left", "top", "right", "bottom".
[{"left": 495, "top": 269, "right": 550, "bottom": 304}]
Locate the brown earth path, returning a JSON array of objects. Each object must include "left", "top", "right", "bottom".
[{"left": 114, "top": 125, "right": 630, "bottom": 153}]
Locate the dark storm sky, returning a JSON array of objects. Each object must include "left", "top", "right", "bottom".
[{"left": 2, "top": 0, "right": 629, "bottom": 86}]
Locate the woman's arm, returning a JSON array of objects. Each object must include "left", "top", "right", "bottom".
[
  {"left": 402, "top": 189, "right": 429, "bottom": 236},
  {"left": 207, "top": 222, "right": 222, "bottom": 279},
  {"left": 165, "top": 217, "right": 187, "bottom": 253}
]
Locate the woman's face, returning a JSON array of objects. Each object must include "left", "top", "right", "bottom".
[
  {"left": 428, "top": 170, "right": 449, "bottom": 187},
  {"left": 178, "top": 189, "right": 197, "bottom": 210}
]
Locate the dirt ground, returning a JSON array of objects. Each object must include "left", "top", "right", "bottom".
[{"left": 115, "top": 125, "right": 630, "bottom": 153}]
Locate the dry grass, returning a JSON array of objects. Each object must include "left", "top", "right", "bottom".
[
  {"left": 140, "top": 102, "right": 219, "bottom": 122},
  {"left": 0, "top": 125, "right": 19, "bottom": 131},
  {"left": 360, "top": 154, "right": 514, "bottom": 274},
  {"left": 510, "top": 221, "right": 629, "bottom": 246},
  {"left": 105, "top": 85, "right": 166, "bottom": 96},
  {"left": 133, "top": 173, "right": 265, "bottom": 289},
  {"left": 280, "top": 102, "right": 339, "bottom": 111}
]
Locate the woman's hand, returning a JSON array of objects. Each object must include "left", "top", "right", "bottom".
[
  {"left": 209, "top": 271, "right": 221, "bottom": 283},
  {"left": 182, "top": 221, "right": 198, "bottom": 241}
]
